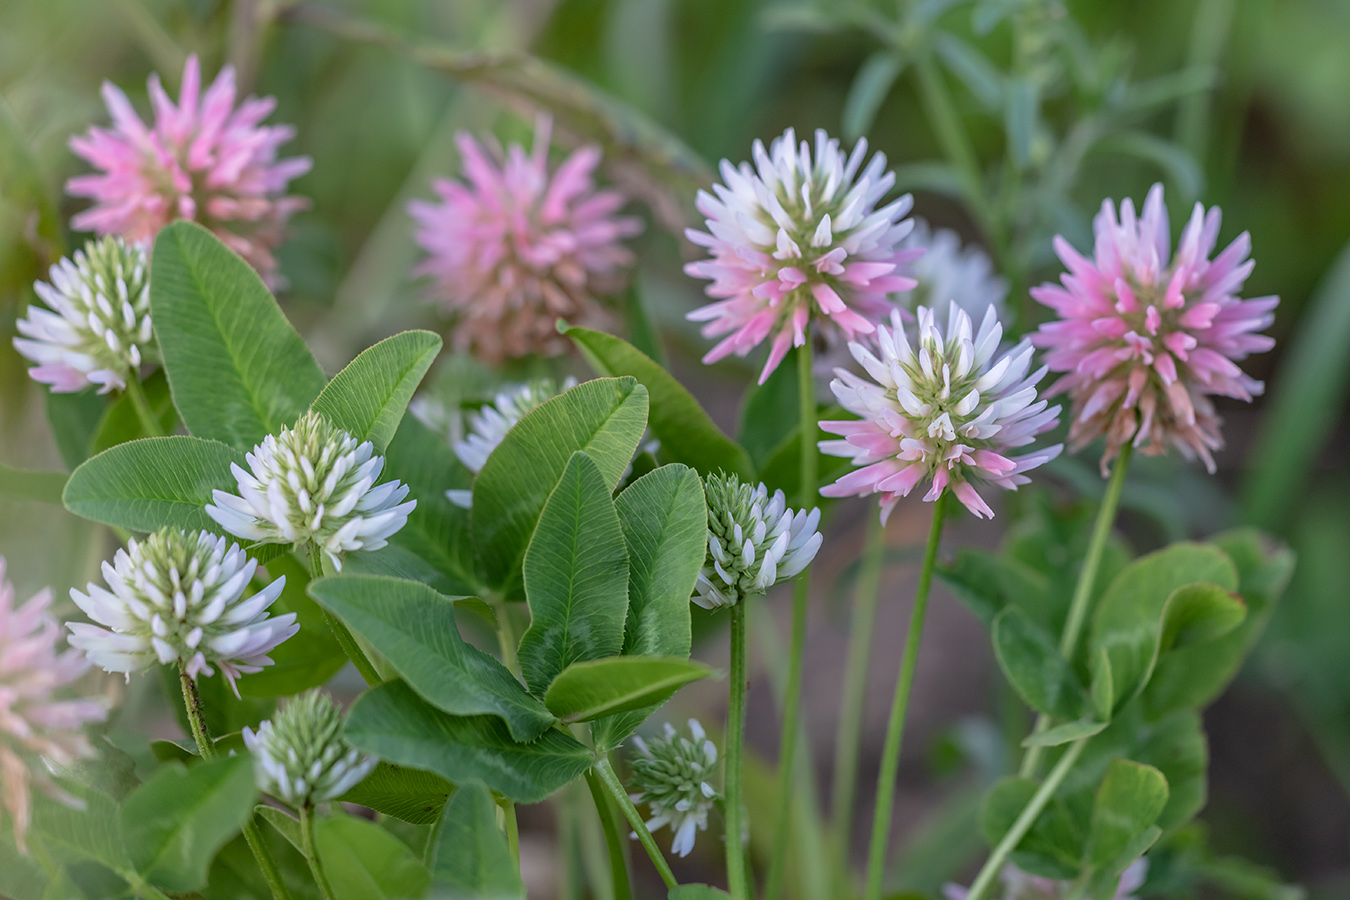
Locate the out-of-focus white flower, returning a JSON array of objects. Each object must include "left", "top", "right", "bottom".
[
  {"left": 898, "top": 219, "right": 1007, "bottom": 324},
  {"left": 243, "top": 689, "right": 376, "bottom": 809},
  {"left": 206, "top": 410, "right": 416, "bottom": 570},
  {"left": 693, "top": 473, "right": 821, "bottom": 609},
  {"left": 629, "top": 719, "right": 719, "bottom": 858},
  {"left": 454, "top": 378, "right": 578, "bottom": 474},
  {"left": 13, "top": 236, "right": 152, "bottom": 394},
  {"left": 66, "top": 529, "right": 297, "bottom": 697}
]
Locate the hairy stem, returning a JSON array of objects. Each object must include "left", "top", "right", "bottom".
[
  {"left": 585, "top": 769, "right": 634, "bottom": 900},
  {"left": 300, "top": 806, "right": 337, "bottom": 900},
  {"left": 864, "top": 492, "right": 949, "bottom": 900},
  {"left": 592, "top": 757, "right": 678, "bottom": 889},
  {"left": 725, "top": 601, "right": 750, "bottom": 899}
]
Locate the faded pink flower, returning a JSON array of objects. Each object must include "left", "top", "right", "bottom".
[
  {"left": 67, "top": 54, "right": 311, "bottom": 288},
  {"left": 1032, "top": 183, "right": 1277, "bottom": 473},
  {"left": 0, "top": 559, "right": 108, "bottom": 852},
  {"left": 685, "top": 127, "right": 920, "bottom": 384},
  {"left": 820, "top": 306, "right": 1061, "bottom": 521},
  {"left": 408, "top": 116, "right": 641, "bottom": 363}
]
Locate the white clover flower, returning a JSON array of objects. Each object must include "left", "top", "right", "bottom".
[
  {"left": 243, "top": 689, "right": 377, "bottom": 809},
  {"left": 206, "top": 410, "right": 416, "bottom": 570},
  {"left": 629, "top": 719, "right": 719, "bottom": 858},
  {"left": 13, "top": 236, "right": 153, "bottom": 394},
  {"left": 452, "top": 378, "right": 577, "bottom": 474},
  {"left": 899, "top": 219, "right": 1008, "bottom": 324},
  {"left": 66, "top": 529, "right": 297, "bottom": 696},
  {"left": 693, "top": 473, "right": 822, "bottom": 610}
]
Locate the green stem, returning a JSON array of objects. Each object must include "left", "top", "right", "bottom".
[
  {"left": 863, "top": 492, "right": 949, "bottom": 900},
  {"left": 300, "top": 806, "right": 337, "bottom": 900},
  {"left": 830, "top": 515, "right": 887, "bottom": 885},
  {"left": 495, "top": 598, "right": 521, "bottom": 678},
  {"left": 585, "top": 769, "right": 634, "bottom": 900},
  {"left": 1019, "top": 443, "right": 1132, "bottom": 776},
  {"left": 592, "top": 757, "right": 678, "bottom": 890},
  {"left": 124, "top": 378, "right": 162, "bottom": 438},
  {"left": 177, "top": 665, "right": 293, "bottom": 900},
  {"left": 762, "top": 338, "right": 821, "bottom": 900},
  {"left": 966, "top": 738, "right": 1089, "bottom": 900},
  {"left": 306, "top": 543, "right": 382, "bottom": 686},
  {"left": 724, "top": 601, "right": 750, "bottom": 899},
  {"left": 505, "top": 801, "right": 520, "bottom": 865}
]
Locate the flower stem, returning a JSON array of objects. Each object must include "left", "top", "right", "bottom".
[
  {"left": 1019, "top": 443, "right": 1133, "bottom": 776},
  {"left": 585, "top": 768, "right": 634, "bottom": 900},
  {"left": 830, "top": 514, "right": 887, "bottom": 883},
  {"left": 863, "top": 491, "right": 949, "bottom": 900},
  {"left": 504, "top": 801, "right": 520, "bottom": 864},
  {"left": 300, "top": 806, "right": 337, "bottom": 900},
  {"left": 125, "top": 378, "right": 162, "bottom": 438},
  {"left": 724, "top": 600, "right": 750, "bottom": 899},
  {"left": 177, "top": 664, "right": 293, "bottom": 900},
  {"left": 306, "top": 543, "right": 382, "bottom": 686},
  {"left": 965, "top": 737, "right": 1089, "bottom": 900},
  {"left": 763, "top": 338, "right": 821, "bottom": 900},
  {"left": 592, "top": 756, "right": 678, "bottom": 890}
]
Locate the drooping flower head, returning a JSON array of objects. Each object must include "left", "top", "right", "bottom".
[
  {"left": 66, "top": 529, "right": 296, "bottom": 696},
  {"left": 408, "top": 115, "right": 642, "bottom": 363},
  {"left": 944, "top": 858, "right": 1147, "bottom": 900},
  {"left": 14, "top": 236, "right": 153, "bottom": 394},
  {"left": 67, "top": 54, "right": 311, "bottom": 288},
  {"left": 898, "top": 219, "right": 1007, "bottom": 324},
  {"left": 820, "top": 305, "right": 1061, "bottom": 521},
  {"left": 243, "top": 689, "right": 376, "bottom": 809},
  {"left": 0, "top": 559, "right": 108, "bottom": 852},
  {"left": 206, "top": 410, "right": 416, "bottom": 570},
  {"left": 694, "top": 473, "right": 822, "bottom": 609},
  {"left": 1032, "top": 184, "right": 1277, "bottom": 473},
  {"left": 628, "top": 719, "right": 719, "bottom": 858},
  {"left": 685, "top": 127, "right": 920, "bottom": 384}
]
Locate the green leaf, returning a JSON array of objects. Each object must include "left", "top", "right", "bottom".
[
  {"left": 340, "top": 762, "right": 454, "bottom": 825},
  {"left": 344, "top": 680, "right": 594, "bottom": 804},
  {"left": 993, "top": 606, "right": 1085, "bottom": 720},
  {"left": 429, "top": 781, "right": 524, "bottom": 899},
  {"left": 562, "top": 327, "right": 752, "bottom": 480},
  {"left": 1085, "top": 759, "right": 1168, "bottom": 869},
  {"left": 545, "top": 656, "right": 713, "bottom": 723},
  {"left": 236, "top": 553, "right": 346, "bottom": 697},
  {"left": 0, "top": 821, "right": 46, "bottom": 900},
  {"left": 843, "top": 51, "right": 905, "bottom": 141},
  {"left": 934, "top": 32, "right": 1004, "bottom": 109},
  {"left": 472, "top": 376, "right": 648, "bottom": 593},
  {"left": 255, "top": 806, "right": 302, "bottom": 852},
  {"left": 736, "top": 348, "right": 800, "bottom": 472},
  {"left": 938, "top": 548, "right": 1050, "bottom": 628},
  {"left": 1158, "top": 583, "right": 1246, "bottom": 652},
  {"left": 150, "top": 221, "right": 325, "bottom": 450},
  {"left": 310, "top": 330, "right": 442, "bottom": 453},
  {"left": 1021, "top": 719, "right": 1108, "bottom": 748},
  {"left": 310, "top": 575, "right": 555, "bottom": 742},
  {"left": 518, "top": 452, "right": 631, "bottom": 695},
  {"left": 63, "top": 436, "right": 243, "bottom": 536},
  {"left": 315, "top": 815, "right": 430, "bottom": 900},
  {"left": 121, "top": 755, "right": 257, "bottom": 891},
  {"left": 979, "top": 776, "right": 1083, "bottom": 878},
  {"left": 0, "top": 461, "right": 66, "bottom": 504},
  {"left": 1004, "top": 76, "right": 1039, "bottom": 169},
  {"left": 30, "top": 789, "right": 129, "bottom": 871}
]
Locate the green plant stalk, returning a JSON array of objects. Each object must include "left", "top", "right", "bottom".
[
  {"left": 124, "top": 378, "right": 162, "bottom": 438},
  {"left": 177, "top": 664, "right": 293, "bottom": 900},
  {"left": 300, "top": 806, "right": 337, "bottom": 900},
  {"left": 306, "top": 543, "right": 382, "bottom": 686},
  {"left": 965, "top": 737, "right": 1089, "bottom": 900},
  {"left": 864, "top": 491, "right": 950, "bottom": 900},
  {"left": 505, "top": 801, "right": 520, "bottom": 865},
  {"left": 592, "top": 757, "right": 678, "bottom": 889},
  {"left": 725, "top": 600, "right": 750, "bottom": 899},
  {"left": 763, "top": 339, "right": 820, "bottom": 900},
  {"left": 830, "top": 514, "right": 887, "bottom": 884},
  {"left": 1019, "top": 443, "right": 1132, "bottom": 776},
  {"left": 585, "top": 769, "right": 634, "bottom": 900}
]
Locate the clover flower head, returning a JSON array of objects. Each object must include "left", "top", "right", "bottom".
[
  {"left": 629, "top": 719, "right": 719, "bottom": 858},
  {"left": 693, "top": 473, "right": 821, "bottom": 609},
  {"left": 14, "top": 236, "right": 152, "bottom": 394},
  {"left": 206, "top": 411, "right": 416, "bottom": 570},
  {"left": 820, "top": 305, "right": 1061, "bottom": 521},
  {"left": 408, "top": 114, "right": 641, "bottom": 363},
  {"left": 899, "top": 219, "right": 1007, "bottom": 324},
  {"left": 453, "top": 378, "right": 578, "bottom": 474},
  {"left": 943, "top": 858, "right": 1147, "bottom": 900},
  {"left": 0, "top": 559, "right": 109, "bottom": 852},
  {"left": 1032, "top": 183, "right": 1277, "bottom": 474},
  {"left": 243, "top": 689, "right": 376, "bottom": 809},
  {"left": 66, "top": 529, "right": 296, "bottom": 696},
  {"left": 685, "top": 127, "right": 920, "bottom": 384},
  {"left": 66, "top": 54, "right": 311, "bottom": 288}
]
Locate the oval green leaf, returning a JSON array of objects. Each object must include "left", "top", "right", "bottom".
[
  {"left": 429, "top": 781, "right": 524, "bottom": 899},
  {"left": 310, "top": 330, "right": 442, "bottom": 452},
  {"left": 545, "top": 656, "right": 713, "bottom": 724}
]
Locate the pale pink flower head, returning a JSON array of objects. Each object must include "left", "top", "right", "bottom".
[
  {"left": 685, "top": 127, "right": 920, "bottom": 384},
  {"left": 0, "top": 558, "right": 108, "bottom": 852},
  {"left": 820, "top": 305, "right": 1061, "bottom": 521},
  {"left": 408, "top": 115, "right": 642, "bottom": 363},
  {"left": 943, "top": 858, "right": 1148, "bottom": 900},
  {"left": 67, "top": 54, "right": 311, "bottom": 288},
  {"left": 1032, "top": 183, "right": 1277, "bottom": 474}
]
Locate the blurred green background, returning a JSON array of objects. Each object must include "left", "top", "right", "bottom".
[{"left": 1, "top": 0, "right": 1348, "bottom": 896}]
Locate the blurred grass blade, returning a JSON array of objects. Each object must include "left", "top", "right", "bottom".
[
  {"left": 1092, "top": 131, "right": 1203, "bottom": 201},
  {"left": 0, "top": 462, "right": 67, "bottom": 504},
  {"left": 1243, "top": 240, "right": 1350, "bottom": 529},
  {"left": 933, "top": 33, "right": 1004, "bottom": 111},
  {"left": 843, "top": 51, "right": 905, "bottom": 142}
]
